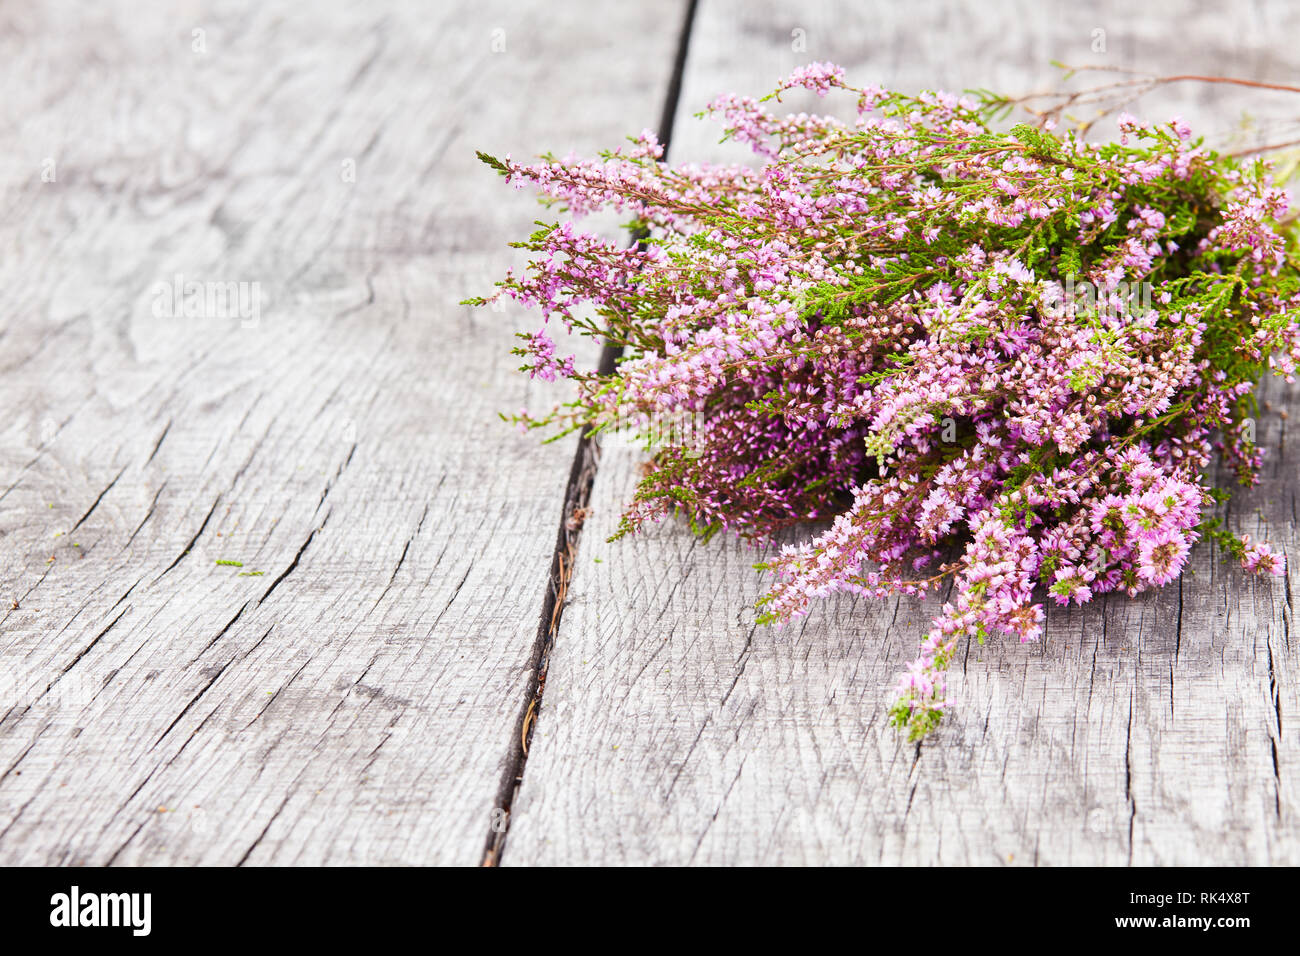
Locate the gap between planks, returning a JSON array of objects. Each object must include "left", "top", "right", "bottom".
[{"left": 481, "top": 0, "right": 701, "bottom": 867}]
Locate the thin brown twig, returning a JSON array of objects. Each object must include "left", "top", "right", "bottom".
[
  {"left": 1229, "top": 137, "right": 1300, "bottom": 158},
  {"left": 1001, "top": 66, "right": 1300, "bottom": 152}
]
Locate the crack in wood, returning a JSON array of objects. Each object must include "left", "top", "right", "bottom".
[
  {"left": 153, "top": 496, "right": 223, "bottom": 583},
  {"left": 1125, "top": 692, "right": 1136, "bottom": 865},
  {"left": 69, "top": 467, "right": 127, "bottom": 534},
  {"left": 125, "top": 483, "right": 168, "bottom": 549},
  {"left": 145, "top": 419, "right": 172, "bottom": 467},
  {"left": 256, "top": 518, "right": 328, "bottom": 609},
  {"left": 372, "top": 502, "right": 430, "bottom": 612}
]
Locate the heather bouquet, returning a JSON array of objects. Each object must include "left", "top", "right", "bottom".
[{"left": 470, "top": 64, "right": 1299, "bottom": 738}]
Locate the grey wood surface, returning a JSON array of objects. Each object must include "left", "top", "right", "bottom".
[
  {"left": 3, "top": 0, "right": 1297, "bottom": 868},
  {"left": 503, "top": 0, "right": 1300, "bottom": 865},
  {"left": 0, "top": 0, "right": 685, "bottom": 865}
]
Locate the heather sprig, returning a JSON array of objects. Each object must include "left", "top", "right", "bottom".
[{"left": 470, "top": 64, "right": 1299, "bottom": 739}]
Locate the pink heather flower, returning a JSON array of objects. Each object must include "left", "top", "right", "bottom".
[
  {"left": 519, "top": 329, "right": 576, "bottom": 381},
  {"left": 1117, "top": 111, "right": 1140, "bottom": 141},
  {"left": 781, "top": 61, "right": 847, "bottom": 97},
  {"left": 1052, "top": 566, "right": 1095, "bottom": 606},
  {"left": 1137, "top": 530, "right": 1191, "bottom": 586},
  {"left": 1240, "top": 535, "right": 1286, "bottom": 576}
]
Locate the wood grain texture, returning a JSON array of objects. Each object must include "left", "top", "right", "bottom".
[
  {"left": 503, "top": 0, "right": 1300, "bottom": 865},
  {"left": 0, "top": 0, "right": 685, "bottom": 864}
]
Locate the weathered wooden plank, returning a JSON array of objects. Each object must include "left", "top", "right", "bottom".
[
  {"left": 504, "top": 0, "right": 1300, "bottom": 864},
  {"left": 0, "top": 0, "right": 686, "bottom": 864}
]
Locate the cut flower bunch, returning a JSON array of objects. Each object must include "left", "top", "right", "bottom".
[{"left": 469, "top": 64, "right": 1300, "bottom": 738}]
